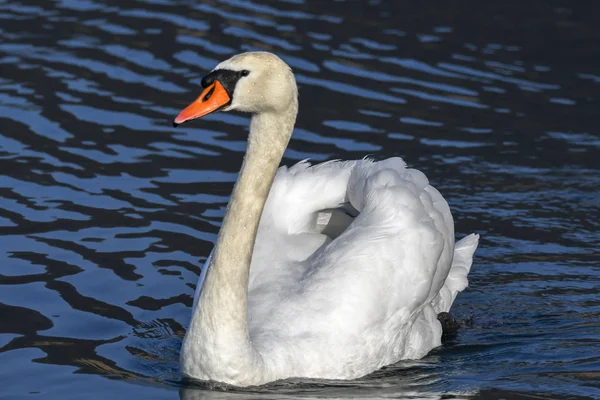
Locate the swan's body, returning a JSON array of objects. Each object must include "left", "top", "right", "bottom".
[{"left": 174, "top": 52, "right": 479, "bottom": 386}]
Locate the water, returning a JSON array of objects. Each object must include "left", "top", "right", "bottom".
[{"left": 1, "top": 0, "right": 599, "bottom": 399}]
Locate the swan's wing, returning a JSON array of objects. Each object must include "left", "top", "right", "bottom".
[
  {"left": 267, "top": 159, "right": 455, "bottom": 323},
  {"left": 249, "top": 158, "right": 480, "bottom": 373},
  {"left": 253, "top": 158, "right": 472, "bottom": 368},
  {"left": 261, "top": 159, "right": 360, "bottom": 235},
  {"left": 254, "top": 156, "right": 457, "bottom": 297},
  {"left": 327, "top": 157, "right": 457, "bottom": 308}
]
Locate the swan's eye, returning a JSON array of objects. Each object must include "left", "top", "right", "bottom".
[{"left": 240, "top": 70, "right": 250, "bottom": 77}]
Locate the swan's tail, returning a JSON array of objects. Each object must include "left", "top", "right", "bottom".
[{"left": 433, "top": 233, "right": 480, "bottom": 314}]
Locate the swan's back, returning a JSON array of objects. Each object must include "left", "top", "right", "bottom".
[{"left": 244, "top": 157, "right": 479, "bottom": 381}]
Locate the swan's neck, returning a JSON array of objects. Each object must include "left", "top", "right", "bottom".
[{"left": 182, "top": 104, "right": 296, "bottom": 381}]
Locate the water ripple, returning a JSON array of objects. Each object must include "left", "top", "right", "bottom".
[{"left": 1, "top": 1, "right": 599, "bottom": 399}]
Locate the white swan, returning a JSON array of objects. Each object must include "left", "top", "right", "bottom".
[{"left": 173, "top": 52, "right": 479, "bottom": 387}]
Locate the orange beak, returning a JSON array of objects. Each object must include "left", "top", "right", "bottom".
[{"left": 173, "top": 80, "right": 231, "bottom": 126}]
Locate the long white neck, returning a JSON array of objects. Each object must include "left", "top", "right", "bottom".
[{"left": 181, "top": 102, "right": 297, "bottom": 384}]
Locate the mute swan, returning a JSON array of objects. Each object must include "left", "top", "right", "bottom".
[{"left": 173, "top": 52, "right": 479, "bottom": 387}]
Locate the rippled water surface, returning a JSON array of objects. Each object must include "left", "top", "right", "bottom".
[{"left": 1, "top": 0, "right": 599, "bottom": 399}]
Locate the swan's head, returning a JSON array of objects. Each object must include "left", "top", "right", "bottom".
[{"left": 173, "top": 52, "right": 297, "bottom": 126}]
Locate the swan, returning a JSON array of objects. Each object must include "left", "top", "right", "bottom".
[{"left": 173, "top": 52, "right": 479, "bottom": 387}]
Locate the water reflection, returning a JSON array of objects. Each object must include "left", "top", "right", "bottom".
[
  {"left": 178, "top": 357, "right": 471, "bottom": 400},
  {"left": 1, "top": 0, "right": 599, "bottom": 399}
]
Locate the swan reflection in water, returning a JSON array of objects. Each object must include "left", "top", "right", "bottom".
[{"left": 178, "top": 356, "right": 477, "bottom": 400}]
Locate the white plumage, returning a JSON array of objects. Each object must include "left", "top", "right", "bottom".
[{"left": 176, "top": 52, "right": 479, "bottom": 386}]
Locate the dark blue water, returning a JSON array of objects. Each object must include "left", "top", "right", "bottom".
[{"left": 1, "top": 0, "right": 599, "bottom": 399}]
